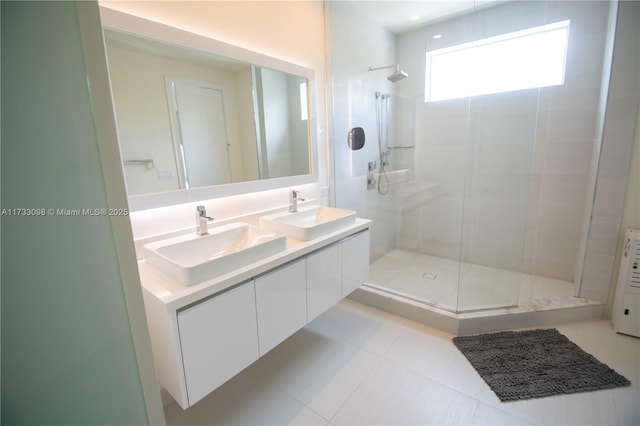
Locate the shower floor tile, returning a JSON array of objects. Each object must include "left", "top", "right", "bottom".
[{"left": 369, "top": 248, "right": 575, "bottom": 312}]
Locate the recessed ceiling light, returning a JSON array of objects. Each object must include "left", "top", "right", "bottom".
[
  {"left": 433, "top": 34, "right": 443, "bottom": 40},
  {"left": 410, "top": 15, "right": 420, "bottom": 22}
]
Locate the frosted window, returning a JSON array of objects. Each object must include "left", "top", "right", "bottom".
[{"left": 425, "top": 20, "right": 570, "bottom": 102}]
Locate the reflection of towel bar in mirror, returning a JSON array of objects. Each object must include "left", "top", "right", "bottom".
[{"left": 124, "top": 159, "right": 155, "bottom": 169}]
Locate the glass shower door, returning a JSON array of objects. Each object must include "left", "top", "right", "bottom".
[
  {"left": 454, "top": 1, "right": 548, "bottom": 311},
  {"left": 326, "top": 0, "right": 549, "bottom": 313}
]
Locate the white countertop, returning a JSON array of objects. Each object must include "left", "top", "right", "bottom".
[{"left": 138, "top": 218, "right": 371, "bottom": 312}]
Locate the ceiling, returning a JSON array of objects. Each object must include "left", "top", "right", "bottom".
[{"left": 353, "top": 0, "right": 501, "bottom": 34}]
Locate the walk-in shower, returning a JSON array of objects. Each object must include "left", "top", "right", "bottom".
[{"left": 327, "top": 0, "right": 627, "bottom": 318}]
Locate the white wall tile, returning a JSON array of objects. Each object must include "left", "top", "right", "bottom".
[
  {"left": 611, "top": 1, "right": 640, "bottom": 55},
  {"left": 543, "top": 103, "right": 599, "bottom": 143},
  {"left": 535, "top": 231, "right": 581, "bottom": 269},
  {"left": 536, "top": 211, "right": 584, "bottom": 241},
  {"left": 475, "top": 144, "right": 535, "bottom": 174},
  {"left": 592, "top": 177, "right": 629, "bottom": 219},
  {"left": 598, "top": 99, "right": 639, "bottom": 178},
  {"left": 330, "top": 1, "right": 632, "bottom": 303},
  {"left": 579, "top": 1, "right": 639, "bottom": 302},
  {"left": 565, "top": 33, "right": 607, "bottom": 76},
  {"left": 587, "top": 217, "right": 623, "bottom": 255},
  {"left": 539, "top": 174, "right": 589, "bottom": 218},
  {"left": 538, "top": 72, "right": 601, "bottom": 112},
  {"left": 542, "top": 142, "right": 594, "bottom": 175},
  {"left": 581, "top": 252, "right": 616, "bottom": 301},
  {"left": 608, "top": 55, "right": 640, "bottom": 100}
]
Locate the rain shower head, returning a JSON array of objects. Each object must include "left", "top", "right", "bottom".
[
  {"left": 369, "top": 64, "right": 408, "bottom": 82},
  {"left": 387, "top": 66, "right": 408, "bottom": 82}
]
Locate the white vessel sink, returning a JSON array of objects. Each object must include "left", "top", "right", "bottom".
[
  {"left": 260, "top": 205, "right": 356, "bottom": 241},
  {"left": 144, "top": 222, "right": 286, "bottom": 285}
]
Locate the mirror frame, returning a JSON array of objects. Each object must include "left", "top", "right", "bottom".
[{"left": 100, "top": 7, "right": 319, "bottom": 211}]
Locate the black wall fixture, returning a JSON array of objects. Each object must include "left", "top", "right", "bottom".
[{"left": 348, "top": 127, "right": 365, "bottom": 150}]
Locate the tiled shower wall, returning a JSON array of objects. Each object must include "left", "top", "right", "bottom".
[
  {"left": 395, "top": 1, "right": 613, "bottom": 282},
  {"left": 327, "top": 1, "right": 398, "bottom": 261},
  {"left": 328, "top": 1, "right": 638, "bottom": 305},
  {"left": 578, "top": 0, "right": 640, "bottom": 301}
]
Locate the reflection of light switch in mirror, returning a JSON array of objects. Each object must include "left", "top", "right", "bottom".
[
  {"left": 157, "top": 170, "right": 175, "bottom": 180},
  {"left": 348, "top": 127, "right": 365, "bottom": 150}
]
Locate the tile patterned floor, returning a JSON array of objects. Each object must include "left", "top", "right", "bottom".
[{"left": 164, "top": 299, "right": 640, "bottom": 425}]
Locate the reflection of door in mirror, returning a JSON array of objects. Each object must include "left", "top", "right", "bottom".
[{"left": 167, "top": 78, "right": 232, "bottom": 188}]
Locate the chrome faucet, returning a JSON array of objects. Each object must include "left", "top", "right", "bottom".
[
  {"left": 196, "top": 205, "right": 214, "bottom": 235},
  {"left": 289, "top": 190, "right": 305, "bottom": 212}
]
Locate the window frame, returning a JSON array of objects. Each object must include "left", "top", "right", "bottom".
[{"left": 425, "top": 20, "right": 571, "bottom": 103}]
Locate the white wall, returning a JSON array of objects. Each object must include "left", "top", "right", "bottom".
[
  {"left": 1, "top": 1, "right": 163, "bottom": 423},
  {"left": 580, "top": 0, "right": 640, "bottom": 302},
  {"left": 612, "top": 106, "right": 640, "bottom": 305},
  {"left": 325, "top": 0, "right": 399, "bottom": 261},
  {"left": 99, "top": 0, "right": 328, "bottom": 238}
]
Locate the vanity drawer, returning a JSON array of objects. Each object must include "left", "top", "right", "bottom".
[
  {"left": 307, "top": 242, "right": 343, "bottom": 322},
  {"left": 177, "top": 282, "right": 259, "bottom": 406},
  {"left": 342, "top": 230, "right": 370, "bottom": 296},
  {"left": 255, "top": 258, "right": 307, "bottom": 356}
]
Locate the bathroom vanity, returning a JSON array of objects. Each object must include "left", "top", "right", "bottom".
[
  {"left": 137, "top": 210, "right": 370, "bottom": 409},
  {"left": 100, "top": 8, "right": 371, "bottom": 410}
]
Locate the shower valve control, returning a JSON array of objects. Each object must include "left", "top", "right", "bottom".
[{"left": 367, "top": 161, "right": 377, "bottom": 189}]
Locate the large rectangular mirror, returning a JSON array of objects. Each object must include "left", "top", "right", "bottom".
[{"left": 100, "top": 7, "right": 318, "bottom": 211}]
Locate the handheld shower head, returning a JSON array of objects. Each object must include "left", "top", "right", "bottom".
[{"left": 369, "top": 64, "right": 408, "bottom": 83}]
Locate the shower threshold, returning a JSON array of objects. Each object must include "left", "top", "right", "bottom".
[
  {"left": 351, "top": 284, "right": 604, "bottom": 336},
  {"left": 354, "top": 249, "right": 604, "bottom": 335},
  {"left": 364, "top": 282, "right": 519, "bottom": 314}
]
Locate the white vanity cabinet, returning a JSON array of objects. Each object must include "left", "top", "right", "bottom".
[
  {"left": 306, "top": 242, "right": 343, "bottom": 322},
  {"left": 177, "top": 282, "right": 259, "bottom": 407},
  {"left": 255, "top": 258, "right": 307, "bottom": 355},
  {"left": 342, "top": 230, "right": 371, "bottom": 296},
  {"left": 140, "top": 221, "right": 371, "bottom": 411}
]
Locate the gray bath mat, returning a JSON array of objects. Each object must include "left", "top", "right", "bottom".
[{"left": 452, "top": 328, "right": 630, "bottom": 402}]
